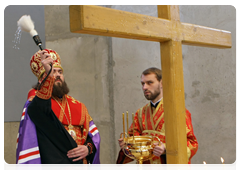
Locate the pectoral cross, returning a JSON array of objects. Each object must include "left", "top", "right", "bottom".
[{"left": 69, "top": 5, "right": 231, "bottom": 163}]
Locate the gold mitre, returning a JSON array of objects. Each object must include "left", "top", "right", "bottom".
[{"left": 30, "top": 49, "right": 63, "bottom": 79}]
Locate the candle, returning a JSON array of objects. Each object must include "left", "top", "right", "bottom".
[
  {"left": 122, "top": 113, "right": 125, "bottom": 139},
  {"left": 221, "top": 157, "right": 225, "bottom": 170},
  {"left": 126, "top": 111, "right": 129, "bottom": 134},
  {"left": 203, "top": 161, "right": 207, "bottom": 170}
]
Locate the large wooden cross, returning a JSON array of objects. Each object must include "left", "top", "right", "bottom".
[{"left": 69, "top": 5, "right": 232, "bottom": 164}]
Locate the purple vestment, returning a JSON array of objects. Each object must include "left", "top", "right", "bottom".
[{"left": 16, "top": 100, "right": 101, "bottom": 164}]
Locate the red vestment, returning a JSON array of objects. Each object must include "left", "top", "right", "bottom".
[{"left": 117, "top": 99, "right": 198, "bottom": 164}]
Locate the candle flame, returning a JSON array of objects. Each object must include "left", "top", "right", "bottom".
[
  {"left": 221, "top": 157, "right": 224, "bottom": 163},
  {"left": 203, "top": 161, "right": 206, "bottom": 164}
]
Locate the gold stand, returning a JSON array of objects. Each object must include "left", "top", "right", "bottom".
[{"left": 120, "top": 134, "right": 161, "bottom": 164}]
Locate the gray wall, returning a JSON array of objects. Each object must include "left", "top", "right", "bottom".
[
  {"left": 4, "top": 5, "right": 236, "bottom": 165},
  {"left": 180, "top": 5, "right": 236, "bottom": 164},
  {"left": 4, "top": 5, "right": 45, "bottom": 121}
]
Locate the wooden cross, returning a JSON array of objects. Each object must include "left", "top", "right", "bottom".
[{"left": 69, "top": 5, "right": 232, "bottom": 164}]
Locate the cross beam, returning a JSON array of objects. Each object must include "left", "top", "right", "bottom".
[
  {"left": 69, "top": 5, "right": 232, "bottom": 164},
  {"left": 69, "top": 5, "right": 231, "bottom": 48}
]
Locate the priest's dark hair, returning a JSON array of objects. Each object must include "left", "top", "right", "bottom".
[{"left": 141, "top": 67, "right": 162, "bottom": 81}]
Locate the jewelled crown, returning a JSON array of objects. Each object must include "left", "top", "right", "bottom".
[{"left": 30, "top": 49, "right": 63, "bottom": 79}]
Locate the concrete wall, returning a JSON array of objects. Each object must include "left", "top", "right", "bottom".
[
  {"left": 4, "top": 5, "right": 45, "bottom": 121},
  {"left": 4, "top": 5, "right": 235, "bottom": 164},
  {"left": 180, "top": 5, "right": 236, "bottom": 164}
]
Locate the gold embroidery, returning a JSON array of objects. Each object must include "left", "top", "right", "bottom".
[
  {"left": 36, "top": 76, "right": 54, "bottom": 99},
  {"left": 50, "top": 52, "right": 57, "bottom": 60},
  {"left": 89, "top": 115, "right": 93, "bottom": 121},
  {"left": 137, "top": 107, "right": 143, "bottom": 133},
  {"left": 79, "top": 104, "right": 86, "bottom": 126},
  {"left": 153, "top": 99, "right": 164, "bottom": 130},
  {"left": 149, "top": 105, "right": 155, "bottom": 130},
  {"left": 54, "top": 96, "right": 67, "bottom": 122},
  {"left": 66, "top": 95, "right": 80, "bottom": 104},
  {"left": 31, "top": 62, "right": 38, "bottom": 71},
  {"left": 39, "top": 87, "right": 47, "bottom": 94},
  {"left": 43, "top": 81, "right": 49, "bottom": 87},
  {"left": 145, "top": 103, "right": 150, "bottom": 130},
  {"left": 28, "top": 96, "right": 34, "bottom": 101},
  {"left": 143, "top": 129, "right": 165, "bottom": 136}
]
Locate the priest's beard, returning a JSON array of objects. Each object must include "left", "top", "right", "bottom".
[
  {"left": 52, "top": 80, "right": 70, "bottom": 97},
  {"left": 144, "top": 86, "right": 161, "bottom": 101}
]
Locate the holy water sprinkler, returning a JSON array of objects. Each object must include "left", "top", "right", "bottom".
[
  {"left": 18, "top": 15, "right": 52, "bottom": 90},
  {"left": 17, "top": 15, "right": 43, "bottom": 50}
]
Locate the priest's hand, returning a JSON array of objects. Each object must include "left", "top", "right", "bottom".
[
  {"left": 153, "top": 141, "right": 165, "bottom": 157},
  {"left": 67, "top": 145, "right": 88, "bottom": 162},
  {"left": 118, "top": 138, "right": 126, "bottom": 151},
  {"left": 39, "top": 50, "right": 53, "bottom": 75}
]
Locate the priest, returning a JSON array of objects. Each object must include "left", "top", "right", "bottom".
[{"left": 117, "top": 67, "right": 198, "bottom": 164}]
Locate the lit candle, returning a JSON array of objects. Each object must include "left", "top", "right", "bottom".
[
  {"left": 221, "top": 157, "right": 225, "bottom": 170},
  {"left": 203, "top": 161, "right": 207, "bottom": 170},
  {"left": 126, "top": 111, "right": 129, "bottom": 134},
  {"left": 122, "top": 113, "right": 125, "bottom": 139}
]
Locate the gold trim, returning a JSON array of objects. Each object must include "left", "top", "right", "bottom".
[
  {"left": 137, "top": 107, "right": 143, "bottom": 133},
  {"left": 152, "top": 99, "right": 162, "bottom": 118},
  {"left": 142, "top": 130, "right": 162, "bottom": 135},
  {"left": 57, "top": 95, "right": 67, "bottom": 122},
  {"left": 153, "top": 99, "right": 163, "bottom": 129},
  {"left": 149, "top": 105, "right": 155, "bottom": 130},
  {"left": 79, "top": 104, "right": 86, "bottom": 126},
  {"left": 89, "top": 115, "right": 93, "bottom": 122},
  {"left": 145, "top": 109, "right": 148, "bottom": 130},
  {"left": 187, "top": 146, "right": 191, "bottom": 160}
]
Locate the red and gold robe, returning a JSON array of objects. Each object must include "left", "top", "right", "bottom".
[
  {"left": 117, "top": 99, "right": 198, "bottom": 164},
  {"left": 28, "top": 76, "right": 92, "bottom": 170}
]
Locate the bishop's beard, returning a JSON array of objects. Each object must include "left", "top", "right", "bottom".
[
  {"left": 32, "top": 77, "right": 70, "bottom": 97},
  {"left": 52, "top": 79, "right": 70, "bottom": 97}
]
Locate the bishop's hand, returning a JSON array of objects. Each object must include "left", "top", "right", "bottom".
[
  {"left": 67, "top": 145, "right": 88, "bottom": 162},
  {"left": 39, "top": 50, "right": 53, "bottom": 75}
]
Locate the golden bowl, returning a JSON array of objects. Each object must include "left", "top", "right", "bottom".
[{"left": 120, "top": 134, "right": 160, "bottom": 164}]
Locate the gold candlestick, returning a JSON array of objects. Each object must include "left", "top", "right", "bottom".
[
  {"left": 203, "top": 161, "right": 207, "bottom": 170},
  {"left": 126, "top": 111, "right": 129, "bottom": 134},
  {"left": 221, "top": 157, "right": 225, "bottom": 170},
  {"left": 122, "top": 113, "right": 125, "bottom": 139}
]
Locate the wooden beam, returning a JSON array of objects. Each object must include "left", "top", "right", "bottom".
[
  {"left": 70, "top": 5, "right": 231, "bottom": 48},
  {"left": 158, "top": 5, "right": 188, "bottom": 164},
  {"left": 69, "top": 5, "right": 171, "bottom": 42},
  {"left": 181, "top": 23, "right": 232, "bottom": 48},
  {"left": 160, "top": 40, "right": 188, "bottom": 163}
]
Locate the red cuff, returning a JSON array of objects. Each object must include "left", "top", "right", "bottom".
[
  {"left": 36, "top": 73, "right": 55, "bottom": 99},
  {"left": 86, "top": 143, "right": 93, "bottom": 155}
]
